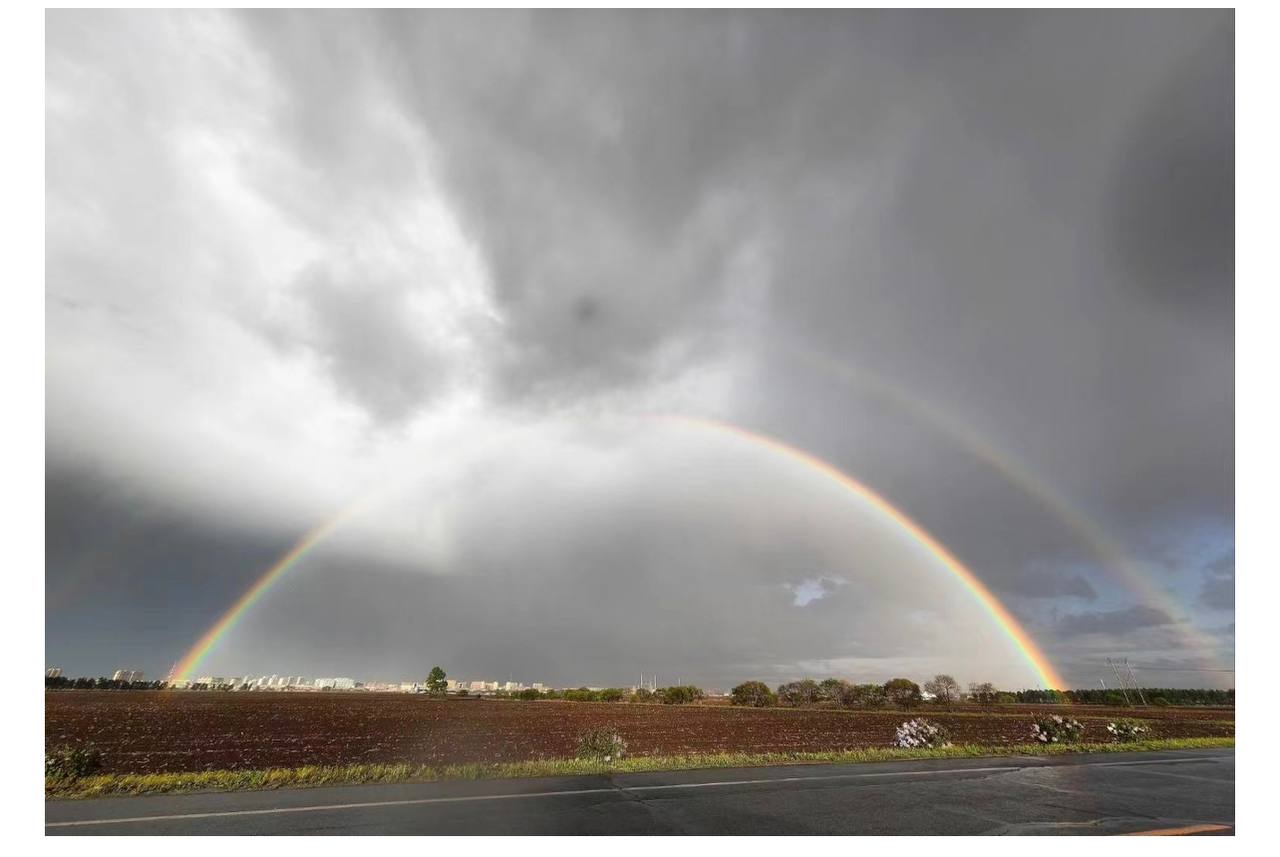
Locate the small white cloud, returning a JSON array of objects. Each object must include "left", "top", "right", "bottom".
[{"left": 786, "top": 577, "right": 847, "bottom": 607}]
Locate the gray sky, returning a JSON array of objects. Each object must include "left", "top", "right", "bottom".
[{"left": 46, "top": 9, "right": 1233, "bottom": 690}]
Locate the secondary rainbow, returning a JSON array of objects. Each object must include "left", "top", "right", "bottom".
[{"left": 172, "top": 416, "right": 1067, "bottom": 689}]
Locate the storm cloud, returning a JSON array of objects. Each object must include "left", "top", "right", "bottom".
[{"left": 46, "top": 10, "right": 1233, "bottom": 689}]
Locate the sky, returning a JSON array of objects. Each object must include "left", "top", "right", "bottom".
[{"left": 45, "top": 9, "right": 1234, "bottom": 690}]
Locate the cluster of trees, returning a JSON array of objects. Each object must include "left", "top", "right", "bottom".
[
  {"left": 498, "top": 685, "right": 705, "bottom": 705},
  {"left": 1015, "top": 687, "right": 1233, "bottom": 706},
  {"left": 731, "top": 676, "right": 1235, "bottom": 710},
  {"left": 734, "top": 676, "right": 956, "bottom": 710}
]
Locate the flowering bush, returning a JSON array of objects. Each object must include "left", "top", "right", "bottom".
[
  {"left": 1030, "top": 714, "right": 1084, "bottom": 744},
  {"left": 893, "top": 718, "right": 952, "bottom": 749},
  {"left": 576, "top": 726, "right": 627, "bottom": 762},
  {"left": 1106, "top": 718, "right": 1149, "bottom": 743}
]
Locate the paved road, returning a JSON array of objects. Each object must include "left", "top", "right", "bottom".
[{"left": 46, "top": 748, "right": 1233, "bottom": 835}]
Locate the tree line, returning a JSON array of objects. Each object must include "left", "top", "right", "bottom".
[{"left": 730, "top": 676, "right": 1234, "bottom": 709}]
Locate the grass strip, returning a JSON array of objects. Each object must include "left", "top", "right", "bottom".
[{"left": 46, "top": 736, "right": 1233, "bottom": 800}]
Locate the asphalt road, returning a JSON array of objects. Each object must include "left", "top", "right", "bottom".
[{"left": 46, "top": 748, "right": 1234, "bottom": 835}]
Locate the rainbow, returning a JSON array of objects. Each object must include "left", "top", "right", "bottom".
[
  {"left": 171, "top": 416, "right": 1066, "bottom": 689},
  {"left": 671, "top": 417, "right": 1066, "bottom": 690},
  {"left": 774, "top": 341, "right": 1230, "bottom": 671},
  {"left": 169, "top": 508, "right": 363, "bottom": 683}
]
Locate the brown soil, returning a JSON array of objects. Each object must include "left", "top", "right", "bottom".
[{"left": 45, "top": 691, "right": 1233, "bottom": 775}]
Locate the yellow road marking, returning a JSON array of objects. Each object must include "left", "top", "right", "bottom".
[{"left": 1122, "top": 823, "right": 1232, "bottom": 836}]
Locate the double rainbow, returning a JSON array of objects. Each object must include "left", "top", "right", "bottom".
[{"left": 171, "top": 417, "right": 1066, "bottom": 689}]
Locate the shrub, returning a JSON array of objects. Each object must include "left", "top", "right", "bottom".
[
  {"left": 598, "top": 688, "right": 626, "bottom": 703},
  {"left": 46, "top": 745, "right": 103, "bottom": 780},
  {"left": 1031, "top": 714, "right": 1084, "bottom": 744},
  {"left": 1107, "top": 718, "right": 1150, "bottom": 743},
  {"left": 516, "top": 688, "right": 542, "bottom": 701},
  {"left": 776, "top": 679, "right": 820, "bottom": 707},
  {"left": 658, "top": 685, "right": 704, "bottom": 705},
  {"left": 883, "top": 678, "right": 923, "bottom": 710},
  {"left": 630, "top": 688, "right": 655, "bottom": 703},
  {"left": 730, "top": 681, "right": 777, "bottom": 707},
  {"left": 893, "top": 718, "right": 952, "bottom": 749},
  {"left": 576, "top": 726, "right": 627, "bottom": 762},
  {"left": 1151, "top": 696, "right": 1170, "bottom": 706}
]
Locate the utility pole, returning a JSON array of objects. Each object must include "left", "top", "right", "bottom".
[
  {"left": 1124, "top": 660, "right": 1147, "bottom": 706},
  {"left": 1106, "top": 658, "right": 1132, "bottom": 706}
]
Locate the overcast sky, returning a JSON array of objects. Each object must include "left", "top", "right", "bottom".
[{"left": 46, "top": 9, "right": 1233, "bottom": 690}]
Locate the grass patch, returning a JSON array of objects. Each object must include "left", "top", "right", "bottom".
[{"left": 45, "top": 737, "right": 1233, "bottom": 800}]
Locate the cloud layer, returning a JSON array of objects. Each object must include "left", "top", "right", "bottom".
[{"left": 46, "top": 10, "right": 1233, "bottom": 689}]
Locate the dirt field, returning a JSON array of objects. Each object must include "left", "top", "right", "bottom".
[{"left": 45, "top": 691, "right": 1234, "bottom": 775}]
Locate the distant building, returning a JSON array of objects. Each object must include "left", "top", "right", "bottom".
[
  {"left": 46, "top": 668, "right": 62, "bottom": 678},
  {"left": 113, "top": 669, "right": 144, "bottom": 682}
]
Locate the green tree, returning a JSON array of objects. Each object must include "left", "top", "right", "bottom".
[
  {"left": 883, "top": 678, "right": 922, "bottom": 709},
  {"left": 658, "top": 685, "right": 704, "bottom": 705},
  {"left": 777, "top": 679, "right": 820, "bottom": 707},
  {"left": 818, "top": 678, "right": 851, "bottom": 705},
  {"left": 845, "top": 683, "right": 887, "bottom": 708},
  {"left": 426, "top": 666, "right": 447, "bottom": 696},
  {"left": 730, "top": 681, "right": 777, "bottom": 707}
]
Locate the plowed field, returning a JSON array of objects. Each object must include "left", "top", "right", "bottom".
[{"left": 45, "top": 691, "right": 1233, "bottom": 774}]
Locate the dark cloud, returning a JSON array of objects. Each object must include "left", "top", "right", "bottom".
[
  {"left": 46, "top": 10, "right": 1233, "bottom": 688},
  {"left": 1057, "top": 605, "right": 1176, "bottom": 637},
  {"left": 999, "top": 570, "right": 1097, "bottom": 602},
  {"left": 273, "top": 264, "right": 450, "bottom": 424},
  {"left": 1105, "top": 17, "right": 1234, "bottom": 314},
  {"left": 1199, "top": 548, "right": 1234, "bottom": 610}
]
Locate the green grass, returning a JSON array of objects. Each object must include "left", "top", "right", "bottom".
[{"left": 45, "top": 737, "right": 1233, "bottom": 800}]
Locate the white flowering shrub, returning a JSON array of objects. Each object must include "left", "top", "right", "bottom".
[
  {"left": 893, "top": 718, "right": 952, "bottom": 749},
  {"left": 1106, "top": 718, "right": 1149, "bottom": 743},
  {"left": 1030, "top": 714, "right": 1084, "bottom": 744},
  {"left": 577, "top": 726, "right": 627, "bottom": 762}
]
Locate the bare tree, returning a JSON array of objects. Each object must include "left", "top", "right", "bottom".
[
  {"left": 924, "top": 674, "right": 962, "bottom": 709},
  {"left": 968, "top": 681, "right": 998, "bottom": 708}
]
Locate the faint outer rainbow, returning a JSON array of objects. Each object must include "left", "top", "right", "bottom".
[
  {"left": 671, "top": 416, "right": 1067, "bottom": 690},
  {"left": 171, "top": 416, "right": 1067, "bottom": 689}
]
